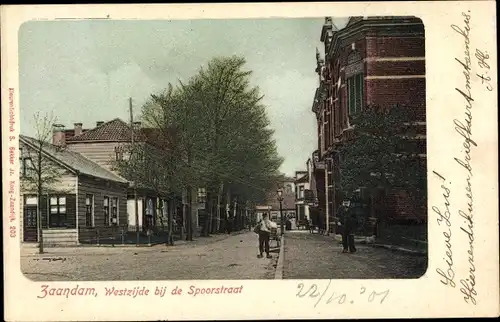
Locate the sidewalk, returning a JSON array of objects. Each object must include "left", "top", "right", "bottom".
[
  {"left": 21, "top": 230, "right": 249, "bottom": 257},
  {"left": 295, "top": 230, "right": 427, "bottom": 255},
  {"left": 281, "top": 231, "right": 427, "bottom": 279}
]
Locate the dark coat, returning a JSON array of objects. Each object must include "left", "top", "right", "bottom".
[{"left": 339, "top": 206, "right": 357, "bottom": 232}]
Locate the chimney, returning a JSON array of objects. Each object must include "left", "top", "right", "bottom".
[
  {"left": 74, "top": 123, "right": 83, "bottom": 136},
  {"left": 133, "top": 121, "right": 142, "bottom": 128},
  {"left": 96, "top": 121, "right": 104, "bottom": 127},
  {"left": 52, "top": 124, "right": 66, "bottom": 146}
]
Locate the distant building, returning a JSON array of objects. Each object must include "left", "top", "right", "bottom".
[
  {"left": 310, "top": 16, "right": 427, "bottom": 230},
  {"left": 255, "top": 175, "right": 296, "bottom": 225},
  {"left": 294, "top": 171, "right": 310, "bottom": 223}
]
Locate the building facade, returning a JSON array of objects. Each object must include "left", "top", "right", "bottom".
[
  {"left": 310, "top": 16, "right": 427, "bottom": 232},
  {"left": 19, "top": 135, "right": 128, "bottom": 246},
  {"left": 294, "top": 171, "right": 310, "bottom": 224}
]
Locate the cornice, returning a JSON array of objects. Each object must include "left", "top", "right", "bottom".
[{"left": 327, "top": 18, "right": 425, "bottom": 60}]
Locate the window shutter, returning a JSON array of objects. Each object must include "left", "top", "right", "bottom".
[
  {"left": 355, "top": 74, "right": 362, "bottom": 114},
  {"left": 348, "top": 78, "right": 355, "bottom": 115},
  {"left": 66, "top": 194, "right": 76, "bottom": 228}
]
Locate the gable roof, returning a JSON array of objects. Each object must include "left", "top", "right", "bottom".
[
  {"left": 65, "top": 118, "right": 171, "bottom": 150},
  {"left": 66, "top": 118, "right": 142, "bottom": 143},
  {"left": 295, "top": 173, "right": 309, "bottom": 184},
  {"left": 20, "top": 135, "right": 128, "bottom": 184}
]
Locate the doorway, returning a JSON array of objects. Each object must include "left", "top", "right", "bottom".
[{"left": 23, "top": 205, "right": 38, "bottom": 242}]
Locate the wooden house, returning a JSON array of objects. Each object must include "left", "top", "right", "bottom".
[
  {"left": 19, "top": 135, "right": 129, "bottom": 246},
  {"left": 60, "top": 119, "right": 182, "bottom": 233}
]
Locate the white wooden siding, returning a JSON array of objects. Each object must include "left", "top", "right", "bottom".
[{"left": 66, "top": 142, "right": 134, "bottom": 174}]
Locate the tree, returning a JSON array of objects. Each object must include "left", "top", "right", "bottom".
[
  {"left": 142, "top": 56, "right": 283, "bottom": 237},
  {"left": 339, "top": 105, "right": 426, "bottom": 214},
  {"left": 20, "top": 112, "right": 66, "bottom": 254}
]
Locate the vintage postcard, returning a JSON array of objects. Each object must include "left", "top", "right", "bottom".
[{"left": 2, "top": 2, "right": 499, "bottom": 321}]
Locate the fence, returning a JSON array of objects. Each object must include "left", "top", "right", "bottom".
[{"left": 79, "top": 225, "right": 176, "bottom": 246}]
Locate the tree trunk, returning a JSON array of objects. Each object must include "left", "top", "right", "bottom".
[
  {"left": 203, "top": 192, "right": 211, "bottom": 237},
  {"left": 167, "top": 197, "right": 174, "bottom": 245},
  {"left": 216, "top": 183, "right": 223, "bottom": 233},
  {"left": 207, "top": 188, "right": 215, "bottom": 236},
  {"left": 186, "top": 186, "right": 193, "bottom": 241},
  {"left": 158, "top": 199, "right": 167, "bottom": 245},
  {"left": 186, "top": 147, "right": 194, "bottom": 241},
  {"left": 210, "top": 194, "right": 217, "bottom": 234},
  {"left": 225, "top": 187, "right": 231, "bottom": 233},
  {"left": 37, "top": 147, "right": 44, "bottom": 254},
  {"left": 180, "top": 202, "right": 185, "bottom": 241},
  {"left": 233, "top": 198, "right": 238, "bottom": 230}
]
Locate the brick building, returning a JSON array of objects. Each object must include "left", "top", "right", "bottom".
[{"left": 310, "top": 16, "right": 427, "bottom": 233}]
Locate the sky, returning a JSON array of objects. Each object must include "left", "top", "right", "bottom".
[{"left": 18, "top": 17, "right": 349, "bottom": 177}]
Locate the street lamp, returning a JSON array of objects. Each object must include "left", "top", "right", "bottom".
[{"left": 277, "top": 188, "right": 284, "bottom": 236}]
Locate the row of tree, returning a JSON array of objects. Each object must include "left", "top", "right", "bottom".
[{"left": 114, "top": 56, "right": 284, "bottom": 239}]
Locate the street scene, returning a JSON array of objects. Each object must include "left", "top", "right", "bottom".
[
  {"left": 21, "top": 230, "right": 426, "bottom": 281},
  {"left": 19, "top": 16, "right": 427, "bottom": 280}
]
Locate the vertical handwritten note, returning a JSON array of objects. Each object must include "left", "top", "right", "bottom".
[{"left": 434, "top": 9, "right": 494, "bottom": 306}]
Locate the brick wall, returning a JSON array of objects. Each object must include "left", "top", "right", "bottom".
[
  {"left": 366, "top": 36, "right": 425, "bottom": 57},
  {"left": 316, "top": 17, "right": 427, "bottom": 223},
  {"left": 366, "top": 60, "right": 425, "bottom": 76},
  {"left": 365, "top": 78, "right": 426, "bottom": 119},
  {"left": 383, "top": 190, "right": 427, "bottom": 223},
  {"left": 326, "top": 31, "right": 426, "bottom": 139}
]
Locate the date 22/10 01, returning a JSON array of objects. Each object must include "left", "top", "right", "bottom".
[{"left": 296, "top": 281, "right": 390, "bottom": 307}]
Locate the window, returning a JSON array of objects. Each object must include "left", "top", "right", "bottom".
[
  {"left": 85, "top": 194, "right": 94, "bottom": 227},
  {"left": 115, "top": 146, "right": 124, "bottom": 161},
  {"left": 197, "top": 187, "right": 207, "bottom": 203},
  {"left": 339, "top": 88, "right": 345, "bottom": 130},
  {"left": 347, "top": 74, "right": 364, "bottom": 115},
  {"left": 103, "top": 196, "right": 110, "bottom": 226},
  {"left": 299, "top": 186, "right": 305, "bottom": 199},
  {"left": 111, "top": 197, "right": 118, "bottom": 226},
  {"left": 21, "top": 157, "right": 34, "bottom": 178},
  {"left": 49, "top": 196, "right": 67, "bottom": 227}
]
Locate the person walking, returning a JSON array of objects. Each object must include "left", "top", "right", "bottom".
[
  {"left": 254, "top": 213, "right": 272, "bottom": 259},
  {"left": 339, "top": 199, "right": 357, "bottom": 253}
]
